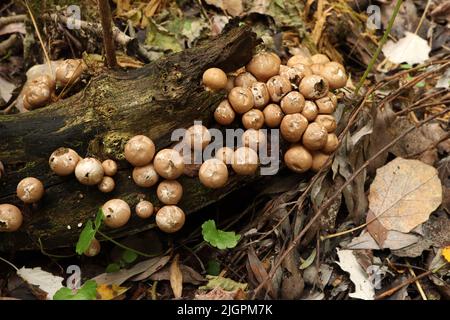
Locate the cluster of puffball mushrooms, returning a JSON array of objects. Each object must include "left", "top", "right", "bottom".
[{"left": 0, "top": 50, "right": 346, "bottom": 257}]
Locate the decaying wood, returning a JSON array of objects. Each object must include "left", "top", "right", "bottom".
[{"left": 0, "top": 26, "right": 259, "bottom": 251}]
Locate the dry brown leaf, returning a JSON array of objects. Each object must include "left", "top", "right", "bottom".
[
  {"left": 195, "top": 287, "right": 246, "bottom": 300},
  {"left": 368, "top": 157, "right": 442, "bottom": 233},
  {"left": 170, "top": 254, "right": 183, "bottom": 299},
  {"left": 246, "top": 248, "right": 275, "bottom": 298},
  {"left": 366, "top": 210, "right": 388, "bottom": 246}
]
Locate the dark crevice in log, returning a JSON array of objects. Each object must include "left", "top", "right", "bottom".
[{"left": 0, "top": 26, "right": 261, "bottom": 251}]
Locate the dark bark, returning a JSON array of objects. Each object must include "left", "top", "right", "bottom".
[{"left": 0, "top": 26, "right": 259, "bottom": 251}]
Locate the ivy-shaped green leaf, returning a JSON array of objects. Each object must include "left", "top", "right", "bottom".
[
  {"left": 201, "top": 220, "right": 240, "bottom": 250},
  {"left": 53, "top": 280, "right": 97, "bottom": 300},
  {"left": 75, "top": 209, "right": 104, "bottom": 255},
  {"left": 122, "top": 249, "right": 138, "bottom": 264}
]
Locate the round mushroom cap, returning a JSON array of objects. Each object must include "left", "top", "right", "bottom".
[
  {"left": 279, "top": 64, "right": 312, "bottom": 86},
  {"left": 242, "top": 109, "right": 265, "bottom": 130},
  {"left": 280, "top": 113, "right": 308, "bottom": 143},
  {"left": 311, "top": 54, "right": 330, "bottom": 64},
  {"left": 263, "top": 104, "right": 284, "bottom": 128},
  {"left": 232, "top": 147, "right": 259, "bottom": 175},
  {"left": 250, "top": 82, "right": 270, "bottom": 109},
  {"left": 135, "top": 200, "right": 154, "bottom": 219},
  {"left": 302, "top": 123, "right": 328, "bottom": 150},
  {"left": 301, "top": 100, "right": 319, "bottom": 121},
  {"left": 266, "top": 75, "right": 292, "bottom": 103},
  {"left": 315, "top": 115, "right": 337, "bottom": 133},
  {"left": 102, "top": 199, "right": 131, "bottom": 228},
  {"left": 299, "top": 75, "right": 329, "bottom": 99},
  {"left": 157, "top": 180, "right": 183, "bottom": 205},
  {"left": 49, "top": 147, "right": 80, "bottom": 176},
  {"left": 284, "top": 145, "right": 313, "bottom": 173},
  {"left": 311, "top": 151, "right": 330, "bottom": 172},
  {"left": 55, "top": 59, "right": 85, "bottom": 86},
  {"left": 280, "top": 91, "right": 305, "bottom": 114},
  {"left": 84, "top": 238, "right": 101, "bottom": 257},
  {"left": 16, "top": 177, "right": 45, "bottom": 204},
  {"left": 98, "top": 176, "right": 115, "bottom": 193},
  {"left": 320, "top": 62, "right": 347, "bottom": 89},
  {"left": 23, "top": 75, "right": 55, "bottom": 110},
  {"left": 0, "top": 204, "right": 23, "bottom": 232},
  {"left": 184, "top": 124, "right": 211, "bottom": 150},
  {"left": 153, "top": 149, "right": 185, "bottom": 180},
  {"left": 246, "top": 52, "right": 281, "bottom": 82},
  {"left": 215, "top": 147, "right": 234, "bottom": 165},
  {"left": 156, "top": 205, "right": 186, "bottom": 233},
  {"left": 132, "top": 164, "right": 159, "bottom": 188},
  {"left": 199, "top": 158, "right": 228, "bottom": 189},
  {"left": 214, "top": 100, "right": 236, "bottom": 126},
  {"left": 322, "top": 133, "right": 339, "bottom": 154},
  {"left": 316, "top": 95, "right": 336, "bottom": 114},
  {"left": 228, "top": 86, "right": 254, "bottom": 114},
  {"left": 202, "top": 68, "right": 228, "bottom": 91},
  {"left": 102, "top": 159, "right": 118, "bottom": 176},
  {"left": 242, "top": 129, "right": 267, "bottom": 151},
  {"left": 75, "top": 158, "right": 104, "bottom": 185},
  {"left": 124, "top": 135, "right": 156, "bottom": 167},
  {"left": 234, "top": 72, "right": 257, "bottom": 88},
  {"left": 287, "top": 55, "right": 313, "bottom": 67}
]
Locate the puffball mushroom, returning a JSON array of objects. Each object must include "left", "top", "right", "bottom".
[
  {"left": 184, "top": 124, "right": 211, "bottom": 150},
  {"left": 322, "top": 133, "right": 339, "bottom": 154},
  {"left": 311, "top": 151, "right": 330, "bottom": 172},
  {"left": 232, "top": 147, "right": 259, "bottom": 175},
  {"left": 98, "top": 176, "right": 115, "bottom": 193},
  {"left": 102, "top": 199, "right": 131, "bottom": 229},
  {"left": 102, "top": 159, "right": 118, "bottom": 176},
  {"left": 302, "top": 123, "right": 328, "bottom": 150},
  {"left": 75, "top": 158, "right": 104, "bottom": 185},
  {"left": 55, "top": 59, "right": 85, "bottom": 86},
  {"left": 242, "top": 109, "right": 265, "bottom": 130},
  {"left": 246, "top": 52, "right": 281, "bottom": 82},
  {"left": 316, "top": 95, "right": 336, "bottom": 114},
  {"left": 135, "top": 200, "right": 154, "bottom": 219},
  {"left": 287, "top": 55, "right": 313, "bottom": 67},
  {"left": 228, "top": 86, "right": 254, "bottom": 114},
  {"left": 284, "top": 145, "right": 313, "bottom": 173},
  {"left": 84, "top": 239, "right": 101, "bottom": 257},
  {"left": 16, "top": 177, "right": 45, "bottom": 204},
  {"left": 301, "top": 101, "right": 319, "bottom": 121},
  {"left": 153, "top": 149, "right": 185, "bottom": 180},
  {"left": 279, "top": 64, "right": 311, "bottom": 86},
  {"left": 49, "top": 147, "right": 80, "bottom": 176},
  {"left": 156, "top": 205, "right": 186, "bottom": 233},
  {"left": 132, "top": 164, "right": 159, "bottom": 188},
  {"left": 242, "top": 129, "right": 267, "bottom": 151},
  {"left": 214, "top": 100, "right": 236, "bottom": 126},
  {"left": 266, "top": 75, "right": 292, "bottom": 103},
  {"left": 234, "top": 72, "right": 257, "bottom": 88},
  {"left": 124, "top": 135, "right": 156, "bottom": 167},
  {"left": 315, "top": 115, "right": 337, "bottom": 133},
  {"left": 22, "top": 75, "right": 55, "bottom": 110},
  {"left": 0, "top": 204, "right": 23, "bottom": 232},
  {"left": 311, "top": 54, "right": 330, "bottom": 64},
  {"left": 299, "top": 75, "right": 329, "bottom": 99},
  {"left": 263, "top": 104, "right": 284, "bottom": 128},
  {"left": 280, "top": 91, "right": 305, "bottom": 114},
  {"left": 319, "top": 62, "right": 347, "bottom": 89},
  {"left": 157, "top": 180, "right": 183, "bottom": 205},
  {"left": 280, "top": 113, "right": 308, "bottom": 143},
  {"left": 250, "top": 82, "right": 270, "bottom": 109},
  {"left": 199, "top": 158, "right": 228, "bottom": 189},
  {"left": 202, "top": 67, "right": 228, "bottom": 91},
  {"left": 215, "top": 147, "right": 234, "bottom": 165}
]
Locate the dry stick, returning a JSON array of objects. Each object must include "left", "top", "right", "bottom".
[
  {"left": 354, "top": 0, "right": 404, "bottom": 95},
  {"left": 252, "top": 107, "right": 450, "bottom": 298},
  {"left": 406, "top": 260, "right": 428, "bottom": 300},
  {"left": 0, "top": 34, "right": 18, "bottom": 56},
  {"left": 98, "top": 0, "right": 117, "bottom": 68},
  {"left": 395, "top": 99, "right": 450, "bottom": 116},
  {"left": 0, "top": 13, "right": 26, "bottom": 28}
]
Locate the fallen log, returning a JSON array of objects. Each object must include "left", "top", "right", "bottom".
[{"left": 0, "top": 26, "right": 260, "bottom": 251}]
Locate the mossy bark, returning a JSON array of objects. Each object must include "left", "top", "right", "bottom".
[{"left": 0, "top": 26, "right": 259, "bottom": 251}]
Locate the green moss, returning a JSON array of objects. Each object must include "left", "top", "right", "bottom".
[{"left": 102, "top": 132, "right": 131, "bottom": 160}]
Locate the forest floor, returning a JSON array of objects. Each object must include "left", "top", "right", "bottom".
[{"left": 0, "top": 0, "right": 449, "bottom": 300}]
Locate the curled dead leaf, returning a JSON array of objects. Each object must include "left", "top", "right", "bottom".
[{"left": 170, "top": 254, "right": 183, "bottom": 299}]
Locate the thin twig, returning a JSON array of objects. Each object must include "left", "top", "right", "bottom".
[
  {"left": 98, "top": 0, "right": 117, "bottom": 68},
  {"left": 406, "top": 261, "right": 427, "bottom": 300},
  {"left": 97, "top": 230, "right": 159, "bottom": 258}
]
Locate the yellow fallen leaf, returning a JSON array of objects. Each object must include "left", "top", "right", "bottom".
[
  {"left": 443, "top": 246, "right": 450, "bottom": 263},
  {"left": 170, "top": 254, "right": 183, "bottom": 298},
  {"left": 368, "top": 158, "right": 442, "bottom": 233},
  {"left": 97, "top": 284, "right": 129, "bottom": 300}
]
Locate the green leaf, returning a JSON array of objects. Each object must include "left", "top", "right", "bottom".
[
  {"left": 106, "top": 263, "right": 121, "bottom": 273},
  {"left": 415, "top": 81, "right": 426, "bottom": 88},
  {"left": 94, "top": 208, "right": 104, "bottom": 230},
  {"left": 199, "top": 275, "right": 247, "bottom": 291},
  {"left": 299, "top": 249, "right": 317, "bottom": 270},
  {"left": 201, "top": 220, "right": 240, "bottom": 250},
  {"left": 75, "top": 220, "right": 95, "bottom": 255},
  {"left": 206, "top": 259, "right": 221, "bottom": 276},
  {"left": 122, "top": 249, "right": 138, "bottom": 264},
  {"left": 400, "top": 63, "right": 412, "bottom": 70},
  {"left": 53, "top": 280, "right": 97, "bottom": 300}
]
